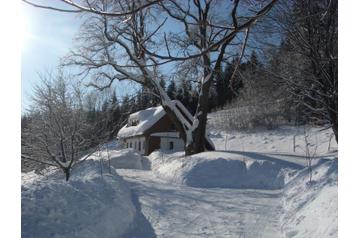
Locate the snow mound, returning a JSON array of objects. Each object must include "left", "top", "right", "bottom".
[
  {"left": 109, "top": 149, "right": 151, "bottom": 170},
  {"left": 282, "top": 158, "right": 338, "bottom": 237},
  {"left": 85, "top": 148, "right": 151, "bottom": 170},
  {"left": 149, "top": 151, "right": 299, "bottom": 189},
  {"left": 22, "top": 160, "right": 137, "bottom": 238}
]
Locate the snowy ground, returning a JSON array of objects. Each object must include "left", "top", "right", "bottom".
[
  {"left": 116, "top": 125, "right": 337, "bottom": 238},
  {"left": 22, "top": 125, "right": 337, "bottom": 238},
  {"left": 22, "top": 160, "right": 138, "bottom": 238},
  {"left": 117, "top": 169, "right": 283, "bottom": 238}
]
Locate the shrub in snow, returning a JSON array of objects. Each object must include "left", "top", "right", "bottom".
[{"left": 22, "top": 160, "right": 137, "bottom": 238}]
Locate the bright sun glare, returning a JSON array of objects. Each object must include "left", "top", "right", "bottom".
[{"left": 20, "top": 6, "right": 32, "bottom": 51}]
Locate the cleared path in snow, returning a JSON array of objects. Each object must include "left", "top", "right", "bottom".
[{"left": 117, "top": 169, "right": 284, "bottom": 238}]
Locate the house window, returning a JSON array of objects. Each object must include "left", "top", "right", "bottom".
[
  {"left": 169, "top": 141, "right": 174, "bottom": 150},
  {"left": 126, "top": 143, "right": 128, "bottom": 148},
  {"left": 135, "top": 141, "right": 137, "bottom": 149},
  {"left": 138, "top": 141, "right": 141, "bottom": 151},
  {"left": 130, "top": 142, "right": 132, "bottom": 148}
]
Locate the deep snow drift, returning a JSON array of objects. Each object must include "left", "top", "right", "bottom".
[
  {"left": 107, "top": 149, "right": 150, "bottom": 170},
  {"left": 84, "top": 148, "right": 151, "bottom": 170},
  {"left": 282, "top": 158, "right": 338, "bottom": 238},
  {"left": 148, "top": 151, "right": 302, "bottom": 189},
  {"left": 21, "top": 160, "right": 137, "bottom": 238}
]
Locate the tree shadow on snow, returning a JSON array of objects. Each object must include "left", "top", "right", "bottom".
[{"left": 124, "top": 191, "right": 157, "bottom": 238}]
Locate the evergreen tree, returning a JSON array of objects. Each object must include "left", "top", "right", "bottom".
[
  {"left": 166, "top": 80, "right": 177, "bottom": 100},
  {"left": 109, "top": 91, "right": 121, "bottom": 138}
]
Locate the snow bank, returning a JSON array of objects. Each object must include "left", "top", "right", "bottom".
[
  {"left": 109, "top": 149, "right": 150, "bottom": 170},
  {"left": 149, "top": 151, "right": 299, "bottom": 189},
  {"left": 281, "top": 158, "right": 338, "bottom": 238},
  {"left": 22, "top": 160, "right": 137, "bottom": 238},
  {"left": 85, "top": 148, "right": 151, "bottom": 170}
]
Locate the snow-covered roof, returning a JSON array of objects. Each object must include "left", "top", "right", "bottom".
[{"left": 117, "top": 105, "right": 166, "bottom": 138}]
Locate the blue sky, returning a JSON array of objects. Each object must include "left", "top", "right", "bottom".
[
  {"left": 21, "top": 2, "right": 80, "bottom": 112},
  {"left": 20, "top": 1, "right": 179, "bottom": 113}
]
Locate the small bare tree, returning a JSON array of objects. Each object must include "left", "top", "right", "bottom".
[
  {"left": 22, "top": 71, "right": 99, "bottom": 180},
  {"left": 299, "top": 126, "right": 318, "bottom": 183}
]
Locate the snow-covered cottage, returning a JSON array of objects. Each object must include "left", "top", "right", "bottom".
[{"left": 117, "top": 100, "right": 214, "bottom": 155}]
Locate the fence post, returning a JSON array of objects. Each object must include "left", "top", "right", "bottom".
[
  {"left": 225, "top": 134, "right": 228, "bottom": 151},
  {"left": 106, "top": 143, "right": 111, "bottom": 174}
]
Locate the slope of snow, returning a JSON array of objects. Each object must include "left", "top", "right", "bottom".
[
  {"left": 281, "top": 159, "right": 338, "bottom": 238},
  {"left": 148, "top": 150, "right": 302, "bottom": 189},
  {"left": 208, "top": 125, "right": 337, "bottom": 156},
  {"left": 21, "top": 160, "right": 137, "bottom": 238}
]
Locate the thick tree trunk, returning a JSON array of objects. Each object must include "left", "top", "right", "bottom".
[
  {"left": 64, "top": 168, "right": 70, "bottom": 181},
  {"left": 332, "top": 121, "right": 338, "bottom": 143},
  {"left": 185, "top": 62, "right": 213, "bottom": 155},
  {"left": 329, "top": 108, "right": 338, "bottom": 143}
]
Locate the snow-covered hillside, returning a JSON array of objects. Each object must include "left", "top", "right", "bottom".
[
  {"left": 21, "top": 124, "right": 337, "bottom": 238},
  {"left": 282, "top": 158, "right": 338, "bottom": 237}
]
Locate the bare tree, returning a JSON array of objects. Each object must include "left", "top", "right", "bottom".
[
  {"left": 271, "top": 0, "right": 338, "bottom": 142},
  {"left": 302, "top": 126, "right": 318, "bottom": 183},
  {"left": 21, "top": 71, "right": 99, "bottom": 180},
  {"left": 61, "top": 0, "right": 277, "bottom": 155},
  {"left": 24, "top": 0, "right": 278, "bottom": 156},
  {"left": 22, "top": 0, "right": 162, "bottom": 16}
]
